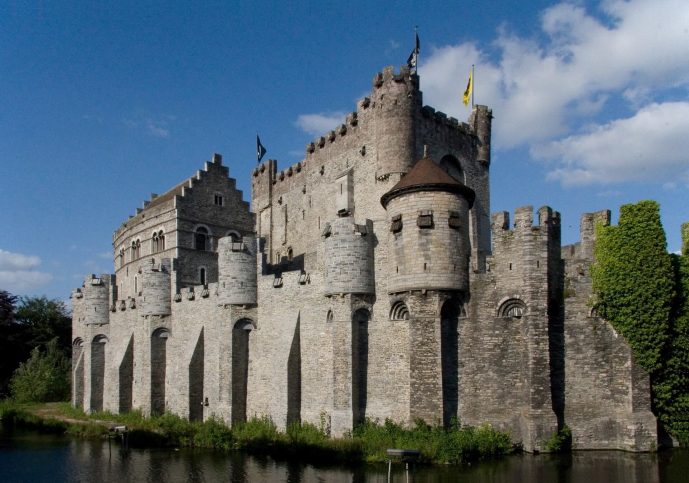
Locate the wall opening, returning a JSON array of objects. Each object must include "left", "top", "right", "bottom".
[
  {"left": 287, "top": 314, "right": 301, "bottom": 425},
  {"left": 188, "top": 329, "right": 204, "bottom": 421},
  {"left": 352, "top": 308, "right": 370, "bottom": 428},
  {"left": 232, "top": 319, "right": 254, "bottom": 425},
  {"left": 90, "top": 335, "right": 108, "bottom": 412},
  {"left": 439, "top": 154, "right": 464, "bottom": 183},
  {"left": 118, "top": 336, "right": 134, "bottom": 413},
  {"left": 72, "top": 338, "right": 84, "bottom": 409},
  {"left": 151, "top": 328, "right": 169, "bottom": 415},
  {"left": 441, "top": 300, "right": 460, "bottom": 428}
]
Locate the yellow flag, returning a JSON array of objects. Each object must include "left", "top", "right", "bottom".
[{"left": 463, "top": 70, "right": 473, "bottom": 106}]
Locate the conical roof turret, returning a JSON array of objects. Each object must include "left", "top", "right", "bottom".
[{"left": 380, "top": 152, "right": 476, "bottom": 208}]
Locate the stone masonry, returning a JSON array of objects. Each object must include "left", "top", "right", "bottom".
[{"left": 72, "top": 65, "right": 657, "bottom": 452}]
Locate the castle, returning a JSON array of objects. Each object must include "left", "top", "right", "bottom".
[{"left": 71, "top": 65, "right": 657, "bottom": 452}]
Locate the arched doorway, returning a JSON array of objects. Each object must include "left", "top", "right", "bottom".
[
  {"left": 118, "top": 335, "right": 134, "bottom": 413},
  {"left": 72, "top": 338, "right": 84, "bottom": 409},
  {"left": 352, "top": 308, "right": 370, "bottom": 428},
  {"left": 441, "top": 300, "right": 462, "bottom": 427},
  {"left": 151, "top": 328, "right": 169, "bottom": 415},
  {"left": 90, "top": 335, "right": 108, "bottom": 412},
  {"left": 232, "top": 319, "right": 255, "bottom": 424}
]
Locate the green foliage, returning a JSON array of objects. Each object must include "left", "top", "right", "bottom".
[
  {"left": 351, "top": 418, "right": 512, "bottom": 464},
  {"left": 0, "top": 293, "right": 71, "bottom": 398},
  {"left": 654, "top": 254, "right": 689, "bottom": 445},
  {"left": 592, "top": 201, "right": 689, "bottom": 444},
  {"left": 591, "top": 200, "right": 674, "bottom": 372},
  {"left": 10, "top": 338, "right": 70, "bottom": 403},
  {"left": 543, "top": 426, "right": 572, "bottom": 453}
]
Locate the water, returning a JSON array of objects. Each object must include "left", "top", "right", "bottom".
[{"left": 1, "top": 428, "right": 688, "bottom": 482}]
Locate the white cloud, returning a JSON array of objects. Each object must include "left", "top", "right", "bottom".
[
  {"left": 0, "top": 249, "right": 40, "bottom": 271},
  {"left": 124, "top": 114, "right": 174, "bottom": 138},
  {"left": 0, "top": 249, "right": 52, "bottom": 294},
  {"left": 295, "top": 111, "right": 347, "bottom": 136},
  {"left": 418, "top": 0, "right": 689, "bottom": 185},
  {"left": 533, "top": 102, "right": 689, "bottom": 185}
]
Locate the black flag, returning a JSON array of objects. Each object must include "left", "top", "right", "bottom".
[
  {"left": 256, "top": 135, "right": 267, "bottom": 163},
  {"left": 407, "top": 32, "right": 420, "bottom": 71}
]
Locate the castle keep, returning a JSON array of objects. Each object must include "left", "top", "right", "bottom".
[{"left": 71, "top": 66, "right": 657, "bottom": 451}]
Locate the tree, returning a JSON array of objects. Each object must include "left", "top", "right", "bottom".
[
  {"left": 15, "top": 296, "right": 71, "bottom": 354},
  {"left": 10, "top": 337, "right": 70, "bottom": 402},
  {"left": 0, "top": 294, "right": 72, "bottom": 398}
]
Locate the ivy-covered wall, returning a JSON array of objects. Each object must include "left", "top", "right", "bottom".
[{"left": 592, "top": 201, "right": 689, "bottom": 445}]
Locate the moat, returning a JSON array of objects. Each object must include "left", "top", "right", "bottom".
[{"left": 1, "top": 428, "right": 688, "bottom": 483}]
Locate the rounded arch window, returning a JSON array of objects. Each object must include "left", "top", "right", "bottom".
[
  {"left": 326, "top": 310, "right": 333, "bottom": 324},
  {"left": 152, "top": 327, "right": 170, "bottom": 339},
  {"left": 498, "top": 299, "right": 527, "bottom": 318},
  {"left": 390, "top": 301, "right": 410, "bottom": 320},
  {"left": 92, "top": 334, "right": 109, "bottom": 344},
  {"left": 195, "top": 227, "right": 210, "bottom": 251},
  {"left": 234, "top": 319, "right": 256, "bottom": 332},
  {"left": 439, "top": 155, "right": 464, "bottom": 183},
  {"left": 227, "top": 231, "right": 240, "bottom": 242}
]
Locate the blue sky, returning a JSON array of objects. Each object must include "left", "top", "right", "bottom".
[{"left": 1, "top": 0, "right": 688, "bottom": 300}]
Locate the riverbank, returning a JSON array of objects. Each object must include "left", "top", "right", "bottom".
[{"left": 0, "top": 400, "right": 514, "bottom": 465}]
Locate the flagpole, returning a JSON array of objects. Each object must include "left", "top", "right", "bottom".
[{"left": 471, "top": 64, "right": 475, "bottom": 108}]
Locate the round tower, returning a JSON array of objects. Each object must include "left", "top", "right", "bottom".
[
  {"left": 381, "top": 154, "right": 475, "bottom": 293},
  {"left": 81, "top": 275, "right": 110, "bottom": 325},
  {"left": 323, "top": 217, "right": 374, "bottom": 295},
  {"left": 469, "top": 105, "right": 492, "bottom": 166},
  {"left": 371, "top": 66, "right": 421, "bottom": 180},
  {"left": 140, "top": 259, "right": 172, "bottom": 316},
  {"left": 218, "top": 235, "right": 257, "bottom": 305}
]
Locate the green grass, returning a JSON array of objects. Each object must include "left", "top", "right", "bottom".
[{"left": 1, "top": 400, "right": 514, "bottom": 465}]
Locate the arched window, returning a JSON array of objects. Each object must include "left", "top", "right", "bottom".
[
  {"left": 498, "top": 298, "right": 527, "bottom": 318},
  {"left": 119, "top": 248, "right": 125, "bottom": 268},
  {"left": 227, "top": 231, "right": 240, "bottom": 242},
  {"left": 439, "top": 154, "right": 464, "bottom": 183},
  {"left": 199, "top": 267, "right": 207, "bottom": 286},
  {"left": 389, "top": 301, "right": 410, "bottom": 320},
  {"left": 326, "top": 309, "right": 333, "bottom": 324},
  {"left": 158, "top": 230, "right": 165, "bottom": 251},
  {"left": 131, "top": 239, "right": 141, "bottom": 260},
  {"left": 195, "top": 227, "right": 210, "bottom": 251},
  {"left": 287, "top": 247, "right": 294, "bottom": 262},
  {"left": 152, "top": 232, "right": 159, "bottom": 253}
]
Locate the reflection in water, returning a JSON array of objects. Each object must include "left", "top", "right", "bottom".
[{"left": 1, "top": 428, "right": 688, "bottom": 483}]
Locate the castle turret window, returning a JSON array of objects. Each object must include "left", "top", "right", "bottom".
[
  {"left": 448, "top": 211, "right": 461, "bottom": 229},
  {"left": 417, "top": 210, "right": 434, "bottom": 228},
  {"left": 214, "top": 194, "right": 224, "bottom": 206},
  {"left": 195, "top": 227, "right": 210, "bottom": 251},
  {"left": 152, "top": 230, "right": 165, "bottom": 253},
  {"left": 131, "top": 239, "right": 141, "bottom": 260},
  {"left": 390, "top": 215, "right": 403, "bottom": 233}
]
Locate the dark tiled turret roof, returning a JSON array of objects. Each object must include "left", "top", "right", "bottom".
[{"left": 380, "top": 156, "right": 476, "bottom": 208}]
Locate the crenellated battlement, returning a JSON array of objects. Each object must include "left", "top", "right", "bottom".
[
  {"left": 491, "top": 205, "right": 561, "bottom": 237},
  {"left": 562, "top": 210, "right": 611, "bottom": 262}
]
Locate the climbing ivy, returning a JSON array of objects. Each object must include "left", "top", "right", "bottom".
[
  {"left": 655, "top": 245, "right": 689, "bottom": 444},
  {"left": 592, "top": 201, "right": 689, "bottom": 445},
  {"left": 591, "top": 200, "right": 674, "bottom": 372}
]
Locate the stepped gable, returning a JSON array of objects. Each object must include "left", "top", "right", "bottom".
[
  {"left": 145, "top": 180, "right": 187, "bottom": 211},
  {"left": 380, "top": 155, "right": 476, "bottom": 208}
]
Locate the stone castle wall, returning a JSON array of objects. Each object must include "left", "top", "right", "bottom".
[{"left": 71, "top": 65, "right": 658, "bottom": 452}]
